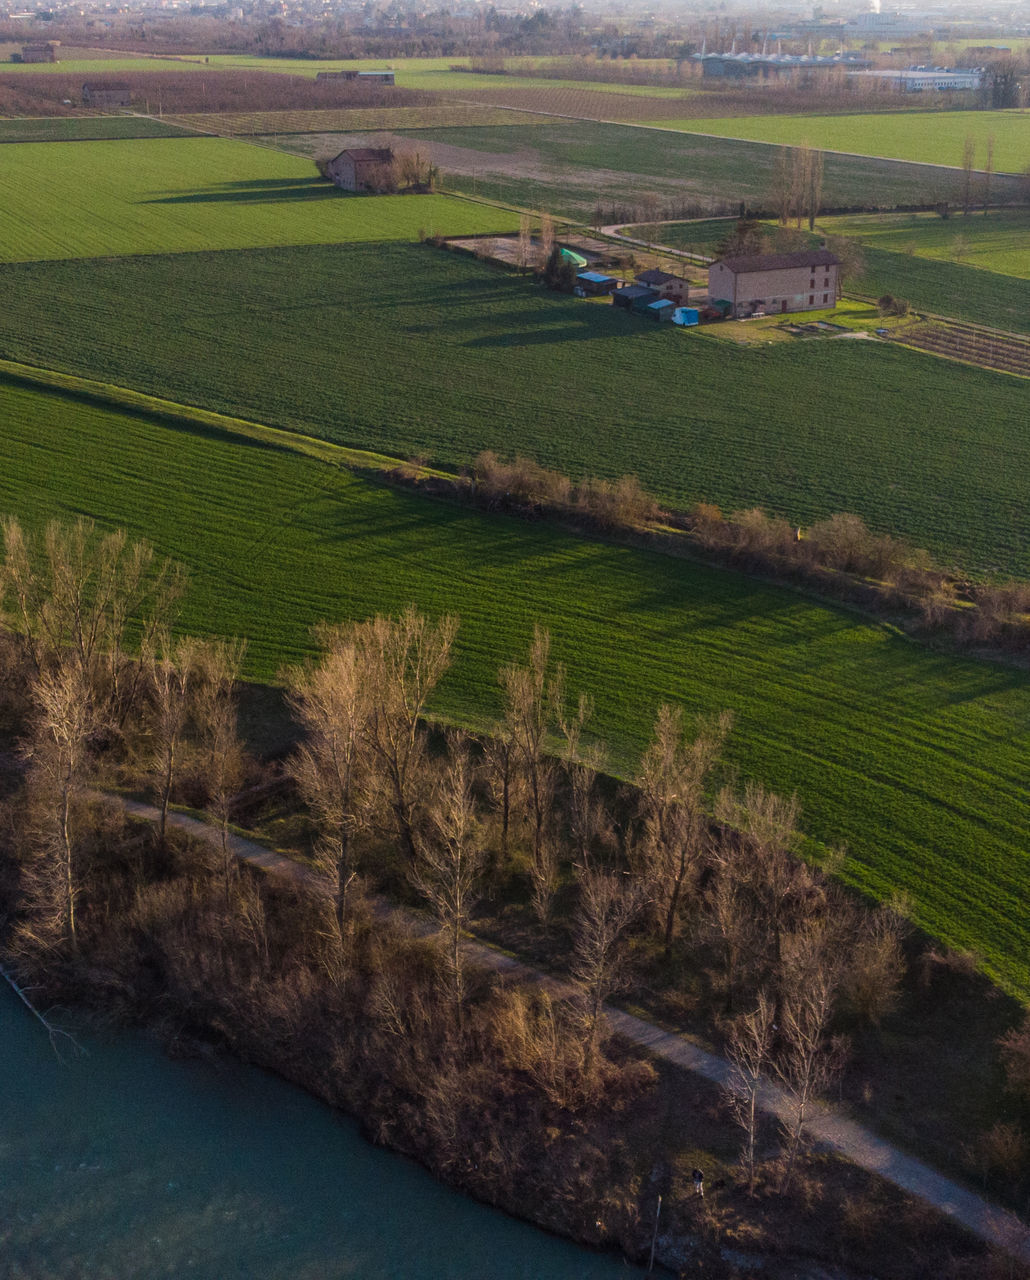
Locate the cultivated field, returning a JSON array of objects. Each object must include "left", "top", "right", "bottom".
[
  {"left": 2, "top": 242, "right": 1028, "bottom": 578},
  {"left": 818, "top": 209, "right": 1030, "bottom": 280},
  {"left": 362, "top": 120, "right": 1007, "bottom": 220},
  {"left": 646, "top": 216, "right": 1030, "bottom": 333},
  {"left": 167, "top": 105, "right": 551, "bottom": 135},
  {"left": 0, "top": 53, "right": 205, "bottom": 74},
  {"left": 5, "top": 373, "right": 1030, "bottom": 997},
  {"left": 641, "top": 109, "right": 1030, "bottom": 174},
  {"left": 0, "top": 137, "right": 517, "bottom": 261},
  {"left": 0, "top": 116, "right": 194, "bottom": 142}
]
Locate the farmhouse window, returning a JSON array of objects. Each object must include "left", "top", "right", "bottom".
[
  {"left": 809, "top": 295, "right": 814, "bottom": 305},
  {"left": 809, "top": 277, "right": 815, "bottom": 288},
  {"left": 823, "top": 293, "right": 829, "bottom": 303},
  {"left": 824, "top": 277, "right": 829, "bottom": 287}
]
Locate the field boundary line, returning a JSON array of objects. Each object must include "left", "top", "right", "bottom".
[{"left": 111, "top": 792, "right": 1030, "bottom": 1267}]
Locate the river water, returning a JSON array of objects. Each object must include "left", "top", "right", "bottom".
[{"left": 1, "top": 988, "right": 641, "bottom": 1278}]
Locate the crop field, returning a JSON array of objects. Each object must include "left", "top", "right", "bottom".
[
  {"left": 817, "top": 209, "right": 1030, "bottom": 280},
  {"left": 0, "top": 116, "right": 194, "bottom": 142},
  {"left": 0, "top": 137, "right": 517, "bottom": 262},
  {"left": 3, "top": 242, "right": 1029, "bottom": 577},
  {"left": 0, "top": 54, "right": 204, "bottom": 75},
  {"left": 168, "top": 105, "right": 550, "bottom": 135},
  {"left": 645, "top": 217, "right": 1030, "bottom": 334},
  {"left": 640, "top": 109, "right": 1030, "bottom": 174},
  {"left": 4, "top": 374, "right": 1030, "bottom": 997}
]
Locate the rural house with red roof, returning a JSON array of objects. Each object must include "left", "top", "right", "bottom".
[{"left": 325, "top": 148, "right": 395, "bottom": 192}]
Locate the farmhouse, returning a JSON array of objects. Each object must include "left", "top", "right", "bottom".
[
  {"left": 635, "top": 268, "right": 692, "bottom": 306},
  {"left": 20, "top": 41, "right": 59, "bottom": 62},
  {"left": 81, "top": 82, "right": 132, "bottom": 107},
  {"left": 325, "top": 148, "right": 394, "bottom": 191},
  {"left": 708, "top": 249, "right": 840, "bottom": 318}
]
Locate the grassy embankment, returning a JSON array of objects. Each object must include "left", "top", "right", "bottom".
[
  {"left": 0, "top": 136, "right": 518, "bottom": 261},
  {"left": 638, "top": 109, "right": 1030, "bottom": 173},
  {"left": 5, "top": 373, "right": 1030, "bottom": 1000},
  {"left": 1, "top": 240, "right": 1028, "bottom": 578},
  {"left": 647, "top": 214, "right": 1030, "bottom": 334}
]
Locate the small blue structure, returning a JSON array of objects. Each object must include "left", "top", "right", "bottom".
[
  {"left": 647, "top": 299, "right": 676, "bottom": 321},
  {"left": 672, "top": 307, "right": 700, "bottom": 327},
  {"left": 575, "top": 271, "right": 619, "bottom": 297}
]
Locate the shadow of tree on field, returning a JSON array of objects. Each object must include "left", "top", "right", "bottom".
[{"left": 143, "top": 178, "right": 344, "bottom": 205}]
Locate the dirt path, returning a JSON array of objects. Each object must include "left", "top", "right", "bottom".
[{"left": 121, "top": 797, "right": 1030, "bottom": 1265}]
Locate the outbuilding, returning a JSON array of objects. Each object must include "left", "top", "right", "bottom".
[
  {"left": 672, "top": 307, "right": 700, "bottom": 327},
  {"left": 647, "top": 298, "right": 677, "bottom": 321},
  {"left": 635, "top": 268, "right": 692, "bottom": 306},
  {"left": 575, "top": 271, "right": 619, "bottom": 297},
  {"left": 82, "top": 82, "right": 132, "bottom": 107},
  {"left": 613, "top": 284, "right": 659, "bottom": 313}
]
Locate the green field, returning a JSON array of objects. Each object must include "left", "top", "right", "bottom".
[
  {"left": 375, "top": 120, "right": 1022, "bottom": 220},
  {"left": 0, "top": 54, "right": 206, "bottom": 74},
  {"left": 646, "top": 216, "right": 1030, "bottom": 332},
  {"left": 642, "top": 109, "right": 1030, "bottom": 174},
  {"left": 2, "top": 242, "right": 1028, "bottom": 578},
  {"left": 168, "top": 105, "right": 549, "bottom": 135},
  {"left": 0, "top": 116, "right": 194, "bottom": 142},
  {"left": 818, "top": 209, "right": 1030, "bottom": 280},
  {"left": 4, "top": 373, "right": 1030, "bottom": 997},
  {"left": 0, "top": 137, "right": 517, "bottom": 261}
]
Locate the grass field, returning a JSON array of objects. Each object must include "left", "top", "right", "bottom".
[
  {"left": 0, "top": 116, "right": 194, "bottom": 142},
  {"left": 4, "top": 372, "right": 1030, "bottom": 997},
  {"left": 645, "top": 216, "right": 1030, "bottom": 333},
  {"left": 641, "top": 109, "right": 1030, "bottom": 174},
  {"left": 377, "top": 121, "right": 1023, "bottom": 220},
  {"left": 0, "top": 137, "right": 517, "bottom": 261},
  {"left": 817, "top": 209, "right": 1030, "bottom": 280},
  {"left": 2, "top": 242, "right": 1029, "bottom": 578},
  {"left": 0, "top": 54, "right": 205, "bottom": 74}
]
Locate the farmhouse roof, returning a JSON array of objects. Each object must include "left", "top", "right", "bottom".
[
  {"left": 716, "top": 249, "right": 840, "bottom": 274},
  {"left": 636, "top": 268, "right": 685, "bottom": 285},
  {"left": 331, "top": 147, "right": 393, "bottom": 163},
  {"left": 618, "top": 285, "right": 659, "bottom": 301},
  {"left": 82, "top": 81, "right": 132, "bottom": 91}
]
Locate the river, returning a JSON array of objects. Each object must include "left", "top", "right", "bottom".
[{"left": 1, "top": 988, "right": 642, "bottom": 1278}]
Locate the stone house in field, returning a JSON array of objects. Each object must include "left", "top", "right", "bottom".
[
  {"left": 635, "top": 268, "right": 692, "bottom": 306},
  {"left": 81, "top": 82, "right": 133, "bottom": 107},
  {"left": 325, "top": 147, "right": 395, "bottom": 191},
  {"left": 21, "top": 42, "right": 59, "bottom": 63},
  {"left": 708, "top": 249, "right": 840, "bottom": 318}
]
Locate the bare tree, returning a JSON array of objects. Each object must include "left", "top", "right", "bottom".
[
  {"left": 983, "top": 133, "right": 995, "bottom": 214},
  {"left": 637, "top": 705, "right": 732, "bottom": 955},
  {"left": 961, "top": 135, "right": 976, "bottom": 216},
  {"left": 197, "top": 639, "right": 246, "bottom": 907},
  {"left": 806, "top": 146, "right": 824, "bottom": 232},
  {"left": 557, "top": 691, "right": 609, "bottom": 865},
  {"left": 538, "top": 212, "right": 555, "bottom": 269},
  {"left": 516, "top": 213, "right": 532, "bottom": 272},
  {"left": 19, "top": 662, "right": 98, "bottom": 953},
  {"left": 478, "top": 725, "right": 520, "bottom": 865},
  {"left": 411, "top": 732, "right": 484, "bottom": 1036},
  {"left": 287, "top": 627, "right": 370, "bottom": 941},
  {"left": 724, "top": 991, "right": 775, "bottom": 1195},
  {"left": 0, "top": 515, "right": 183, "bottom": 720},
  {"left": 149, "top": 632, "right": 205, "bottom": 846},
  {"left": 571, "top": 864, "right": 643, "bottom": 1069},
  {"left": 355, "top": 607, "right": 459, "bottom": 862},
  {"left": 500, "top": 626, "right": 563, "bottom": 920}
]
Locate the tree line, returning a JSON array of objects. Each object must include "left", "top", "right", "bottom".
[{"left": 1, "top": 514, "right": 1027, "bottom": 1275}]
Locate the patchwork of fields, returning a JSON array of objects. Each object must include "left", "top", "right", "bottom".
[
  {"left": 641, "top": 109, "right": 1030, "bottom": 174},
  {"left": 0, "top": 137, "right": 517, "bottom": 261},
  {"left": 1, "top": 242, "right": 1028, "bottom": 577},
  {"left": 5, "top": 374, "right": 1030, "bottom": 997}
]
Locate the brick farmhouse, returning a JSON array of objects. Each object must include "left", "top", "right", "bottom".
[
  {"left": 325, "top": 148, "right": 395, "bottom": 191},
  {"left": 708, "top": 249, "right": 840, "bottom": 318}
]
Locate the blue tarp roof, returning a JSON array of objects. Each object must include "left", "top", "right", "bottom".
[
  {"left": 577, "top": 271, "right": 615, "bottom": 284},
  {"left": 648, "top": 299, "right": 676, "bottom": 310}
]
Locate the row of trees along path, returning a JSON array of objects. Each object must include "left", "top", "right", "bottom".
[{"left": 116, "top": 794, "right": 1030, "bottom": 1267}]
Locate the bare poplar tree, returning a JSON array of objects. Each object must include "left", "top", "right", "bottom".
[
  {"left": 724, "top": 991, "right": 775, "bottom": 1195},
  {"left": 558, "top": 691, "right": 609, "bottom": 866},
  {"left": 411, "top": 732, "right": 484, "bottom": 1036},
  {"left": 149, "top": 632, "right": 205, "bottom": 846},
  {"left": 516, "top": 213, "right": 532, "bottom": 271},
  {"left": 20, "top": 662, "right": 98, "bottom": 953},
  {"left": 287, "top": 626, "right": 370, "bottom": 941},
  {"left": 500, "top": 626, "right": 563, "bottom": 920},
  {"left": 637, "top": 705, "right": 732, "bottom": 954},
  {"left": 983, "top": 133, "right": 995, "bottom": 213},
  {"left": 538, "top": 213, "right": 555, "bottom": 269},
  {"left": 478, "top": 724, "right": 519, "bottom": 864},
  {"left": 773, "top": 147, "right": 792, "bottom": 226},
  {"left": 961, "top": 135, "right": 976, "bottom": 215},
  {"left": 356, "top": 606, "right": 459, "bottom": 862},
  {"left": 806, "top": 147, "right": 824, "bottom": 232},
  {"left": 0, "top": 515, "right": 183, "bottom": 720},
  {"left": 197, "top": 639, "right": 246, "bottom": 906},
  {"left": 571, "top": 864, "right": 643, "bottom": 1070}
]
